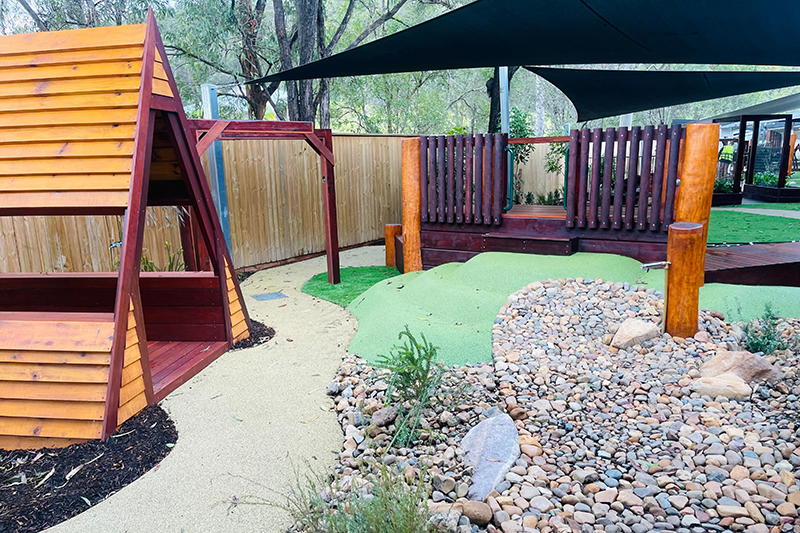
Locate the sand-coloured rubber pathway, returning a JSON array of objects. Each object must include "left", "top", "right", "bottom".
[{"left": 48, "top": 247, "right": 384, "bottom": 533}]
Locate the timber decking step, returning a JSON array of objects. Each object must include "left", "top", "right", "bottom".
[
  {"left": 483, "top": 233, "right": 578, "bottom": 256},
  {"left": 147, "top": 340, "right": 229, "bottom": 402},
  {"left": 704, "top": 241, "right": 800, "bottom": 287}
]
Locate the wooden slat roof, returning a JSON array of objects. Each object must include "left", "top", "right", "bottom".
[{"left": 0, "top": 23, "right": 172, "bottom": 214}]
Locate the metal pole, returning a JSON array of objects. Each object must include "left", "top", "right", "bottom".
[
  {"left": 500, "top": 66, "right": 514, "bottom": 210},
  {"left": 200, "top": 84, "right": 232, "bottom": 253}
]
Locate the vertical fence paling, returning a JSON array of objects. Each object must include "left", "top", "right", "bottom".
[
  {"left": 465, "top": 135, "right": 474, "bottom": 223},
  {"left": 455, "top": 136, "right": 464, "bottom": 224},
  {"left": 420, "top": 137, "right": 428, "bottom": 223},
  {"left": 566, "top": 123, "right": 683, "bottom": 233},
  {"left": 612, "top": 126, "right": 628, "bottom": 230},
  {"left": 650, "top": 125, "right": 668, "bottom": 231},
  {"left": 566, "top": 130, "right": 580, "bottom": 228},
  {"left": 637, "top": 126, "right": 655, "bottom": 230},
  {"left": 418, "top": 133, "right": 506, "bottom": 227},
  {"left": 625, "top": 127, "right": 641, "bottom": 230},
  {"left": 600, "top": 128, "right": 615, "bottom": 229}
]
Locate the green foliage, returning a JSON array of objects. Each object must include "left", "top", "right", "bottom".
[
  {"left": 376, "top": 327, "right": 445, "bottom": 448},
  {"left": 754, "top": 172, "right": 780, "bottom": 187},
  {"left": 714, "top": 178, "right": 734, "bottom": 193},
  {"left": 446, "top": 126, "right": 469, "bottom": 135},
  {"left": 140, "top": 242, "right": 185, "bottom": 272},
  {"left": 302, "top": 267, "right": 398, "bottom": 308},
  {"left": 533, "top": 189, "right": 563, "bottom": 206},
  {"left": 742, "top": 304, "right": 787, "bottom": 355},
  {"left": 277, "top": 465, "right": 433, "bottom": 533},
  {"left": 544, "top": 142, "right": 567, "bottom": 174},
  {"left": 509, "top": 108, "right": 534, "bottom": 205}
]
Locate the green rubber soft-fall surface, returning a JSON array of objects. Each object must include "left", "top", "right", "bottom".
[{"left": 341, "top": 253, "right": 800, "bottom": 367}]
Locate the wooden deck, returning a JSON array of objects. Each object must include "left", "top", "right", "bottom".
[
  {"left": 704, "top": 242, "right": 800, "bottom": 287},
  {"left": 148, "top": 340, "right": 229, "bottom": 402}
]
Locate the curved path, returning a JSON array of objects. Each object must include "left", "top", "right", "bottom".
[{"left": 48, "top": 246, "right": 384, "bottom": 533}]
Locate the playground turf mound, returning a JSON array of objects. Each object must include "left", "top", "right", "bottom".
[{"left": 346, "top": 252, "right": 800, "bottom": 366}]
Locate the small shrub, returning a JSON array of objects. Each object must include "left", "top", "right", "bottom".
[
  {"left": 278, "top": 466, "right": 433, "bottom": 533},
  {"left": 742, "top": 304, "right": 787, "bottom": 354},
  {"left": 534, "top": 189, "right": 563, "bottom": 206},
  {"left": 545, "top": 141, "right": 567, "bottom": 174},
  {"left": 754, "top": 172, "right": 780, "bottom": 187},
  {"left": 376, "top": 327, "right": 445, "bottom": 447},
  {"left": 714, "top": 178, "right": 734, "bottom": 193}
]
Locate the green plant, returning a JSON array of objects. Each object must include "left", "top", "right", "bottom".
[
  {"left": 714, "top": 178, "right": 734, "bottom": 193},
  {"left": 524, "top": 191, "right": 535, "bottom": 205},
  {"left": 754, "top": 172, "right": 780, "bottom": 187},
  {"left": 276, "top": 465, "right": 433, "bottom": 533},
  {"left": 376, "top": 327, "right": 445, "bottom": 447},
  {"left": 445, "top": 126, "right": 468, "bottom": 135},
  {"left": 742, "top": 304, "right": 787, "bottom": 355},
  {"left": 545, "top": 141, "right": 567, "bottom": 174},
  {"left": 534, "top": 189, "right": 563, "bottom": 206},
  {"left": 509, "top": 108, "right": 534, "bottom": 204},
  {"left": 140, "top": 242, "right": 185, "bottom": 272}
]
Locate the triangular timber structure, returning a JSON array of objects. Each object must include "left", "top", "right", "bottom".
[{"left": 0, "top": 12, "right": 251, "bottom": 450}]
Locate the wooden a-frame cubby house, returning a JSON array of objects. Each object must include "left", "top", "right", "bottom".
[{"left": 0, "top": 13, "right": 251, "bottom": 450}]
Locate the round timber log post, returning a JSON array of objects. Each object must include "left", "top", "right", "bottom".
[
  {"left": 402, "top": 138, "right": 422, "bottom": 272},
  {"left": 385, "top": 224, "right": 402, "bottom": 268},
  {"left": 674, "top": 122, "right": 720, "bottom": 258},
  {"left": 665, "top": 222, "right": 705, "bottom": 338}
]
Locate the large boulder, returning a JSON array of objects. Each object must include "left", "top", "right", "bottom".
[
  {"left": 692, "top": 372, "right": 752, "bottom": 399},
  {"left": 611, "top": 318, "right": 660, "bottom": 349},
  {"left": 700, "top": 349, "right": 783, "bottom": 384},
  {"left": 461, "top": 414, "right": 520, "bottom": 501}
]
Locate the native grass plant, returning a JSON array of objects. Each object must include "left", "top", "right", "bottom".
[
  {"left": 375, "top": 327, "right": 445, "bottom": 448},
  {"left": 742, "top": 304, "right": 787, "bottom": 355},
  {"left": 534, "top": 189, "right": 563, "bottom": 206},
  {"left": 276, "top": 464, "right": 433, "bottom": 533},
  {"left": 140, "top": 242, "right": 185, "bottom": 272}
]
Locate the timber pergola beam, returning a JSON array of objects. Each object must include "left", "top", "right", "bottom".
[{"left": 188, "top": 118, "right": 340, "bottom": 284}]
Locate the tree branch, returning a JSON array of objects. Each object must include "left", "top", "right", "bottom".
[
  {"left": 345, "top": 0, "right": 411, "bottom": 51},
  {"left": 16, "top": 0, "right": 48, "bottom": 31},
  {"left": 324, "top": 0, "right": 356, "bottom": 55},
  {"left": 164, "top": 45, "right": 241, "bottom": 79}
]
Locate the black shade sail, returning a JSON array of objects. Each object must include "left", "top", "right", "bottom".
[
  {"left": 527, "top": 68, "right": 800, "bottom": 122},
  {"left": 254, "top": 0, "right": 800, "bottom": 83}
]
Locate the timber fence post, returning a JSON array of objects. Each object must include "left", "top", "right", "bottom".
[
  {"left": 402, "top": 138, "right": 422, "bottom": 272},
  {"left": 665, "top": 222, "right": 705, "bottom": 338}
]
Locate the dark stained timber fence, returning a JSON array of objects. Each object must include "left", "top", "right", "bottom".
[
  {"left": 566, "top": 124, "right": 684, "bottom": 232},
  {"left": 420, "top": 134, "right": 507, "bottom": 225}
]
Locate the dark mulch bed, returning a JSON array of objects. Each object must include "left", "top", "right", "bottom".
[
  {"left": 232, "top": 319, "right": 275, "bottom": 350},
  {"left": 0, "top": 405, "right": 177, "bottom": 533}
]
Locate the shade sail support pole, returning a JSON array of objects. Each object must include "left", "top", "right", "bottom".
[{"left": 201, "top": 84, "right": 233, "bottom": 253}]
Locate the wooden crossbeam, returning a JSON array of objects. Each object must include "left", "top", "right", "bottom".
[{"left": 195, "top": 120, "right": 230, "bottom": 155}]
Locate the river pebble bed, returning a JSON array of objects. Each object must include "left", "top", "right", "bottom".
[{"left": 324, "top": 278, "right": 800, "bottom": 533}]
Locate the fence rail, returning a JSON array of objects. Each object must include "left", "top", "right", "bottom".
[
  {"left": 566, "top": 124, "right": 683, "bottom": 232},
  {"left": 420, "top": 134, "right": 507, "bottom": 226}
]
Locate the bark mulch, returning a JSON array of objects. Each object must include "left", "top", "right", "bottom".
[
  {"left": 0, "top": 405, "right": 177, "bottom": 533},
  {"left": 232, "top": 319, "right": 275, "bottom": 350}
]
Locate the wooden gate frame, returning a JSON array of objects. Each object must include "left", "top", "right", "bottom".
[{"left": 189, "top": 120, "right": 341, "bottom": 285}]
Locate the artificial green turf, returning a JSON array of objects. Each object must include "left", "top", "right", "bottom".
[
  {"left": 345, "top": 252, "right": 800, "bottom": 367},
  {"left": 707, "top": 210, "right": 800, "bottom": 243},
  {"left": 727, "top": 203, "right": 800, "bottom": 211},
  {"left": 302, "top": 266, "right": 400, "bottom": 307}
]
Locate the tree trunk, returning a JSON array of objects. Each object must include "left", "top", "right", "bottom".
[{"left": 486, "top": 67, "right": 500, "bottom": 133}]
